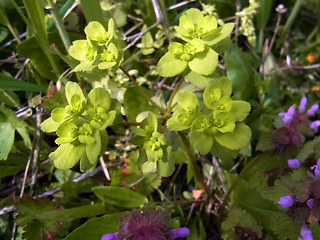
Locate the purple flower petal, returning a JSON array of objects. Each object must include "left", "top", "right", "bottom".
[
  {"left": 101, "top": 233, "right": 121, "bottom": 240},
  {"left": 169, "top": 228, "right": 190, "bottom": 239},
  {"left": 310, "top": 121, "right": 320, "bottom": 132},
  {"left": 307, "top": 199, "right": 314, "bottom": 208},
  {"left": 307, "top": 104, "right": 319, "bottom": 116},
  {"left": 288, "top": 159, "right": 301, "bottom": 168},
  {"left": 278, "top": 196, "right": 294, "bottom": 208},
  {"left": 311, "top": 159, "right": 320, "bottom": 179},
  {"left": 299, "top": 97, "right": 308, "bottom": 113},
  {"left": 279, "top": 106, "right": 295, "bottom": 124},
  {"left": 300, "top": 224, "right": 313, "bottom": 240}
]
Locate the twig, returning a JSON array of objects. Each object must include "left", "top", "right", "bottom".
[
  {"left": 99, "top": 156, "right": 110, "bottom": 181},
  {"left": 29, "top": 107, "right": 42, "bottom": 196},
  {"left": 0, "top": 162, "right": 123, "bottom": 216},
  {"left": 234, "top": 0, "right": 241, "bottom": 45},
  {"left": 267, "top": 63, "right": 320, "bottom": 76},
  {"left": 124, "top": 0, "right": 165, "bottom": 51},
  {"left": 166, "top": 76, "right": 185, "bottom": 114},
  {"left": 167, "top": 0, "right": 196, "bottom": 10},
  {"left": 178, "top": 132, "right": 209, "bottom": 196}
]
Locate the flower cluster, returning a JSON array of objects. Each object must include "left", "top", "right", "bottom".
[
  {"left": 101, "top": 209, "right": 189, "bottom": 240},
  {"left": 274, "top": 97, "right": 319, "bottom": 149},
  {"left": 276, "top": 158, "right": 320, "bottom": 240},
  {"left": 69, "top": 19, "right": 124, "bottom": 72},
  {"left": 132, "top": 112, "right": 173, "bottom": 177},
  {"left": 167, "top": 77, "right": 251, "bottom": 155},
  {"left": 235, "top": 0, "right": 260, "bottom": 45},
  {"left": 41, "top": 82, "right": 120, "bottom": 171},
  {"left": 157, "top": 8, "right": 234, "bottom": 87}
]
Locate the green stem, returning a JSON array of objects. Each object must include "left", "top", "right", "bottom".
[
  {"left": 279, "top": 0, "right": 304, "bottom": 42},
  {"left": 122, "top": 49, "right": 142, "bottom": 66},
  {"left": 119, "top": 65, "right": 167, "bottom": 115},
  {"left": 47, "top": 0, "right": 75, "bottom": 31},
  {"left": 178, "top": 131, "right": 209, "bottom": 196},
  {"left": 47, "top": 0, "right": 71, "bottom": 52},
  {"left": 7, "top": 23, "right": 21, "bottom": 44},
  {"left": 166, "top": 76, "right": 184, "bottom": 114}
]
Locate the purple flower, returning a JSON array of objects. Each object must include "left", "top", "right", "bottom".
[
  {"left": 310, "top": 121, "right": 320, "bottom": 133},
  {"left": 307, "top": 104, "right": 319, "bottom": 117},
  {"left": 298, "top": 224, "right": 313, "bottom": 240},
  {"left": 299, "top": 97, "right": 308, "bottom": 113},
  {"left": 102, "top": 233, "right": 121, "bottom": 240},
  {"left": 311, "top": 159, "right": 320, "bottom": 179},
  {"left": 288, "top": 159, "right": 301, "bottom": 168},
  {"left": 278, "top": 196, "right": 294, "bottom": 208},
  {"left": 168, "top": 228, "right": 190, "bottom": 239},
  {"left": 101, "top": 209, "right": 190, "bottom": 240},
  {"left": 307, "top": 199, "right": 314, "bottom": 208},
  {"left": 279, "top": 106, "right": 295, "bottom": 124}
]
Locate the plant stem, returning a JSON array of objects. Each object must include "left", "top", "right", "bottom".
[
  {"left": 166, "top": 76, "right": 184, "bottom": 114},
  {"left": 119, "top": 65, "right": 167, "bottom": 115},
  {"left": 47, "top": 0, "right": 71, "bottom": 52},
  {"left": 178, "top": 131, "right": 209, "bottom": 196},
  {"left": 6, "top": 23, "right": 21, "bottom": 44},
  {"left": 118, "top": 121, "right": 140, "bottom": 126}
]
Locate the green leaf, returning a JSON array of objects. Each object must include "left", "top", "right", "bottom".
[
  {"left": 256, "top": 132, "right": 275, "bottom": 151},
  {"left": 0, "top": 5, "right": 9, "bottom": 25},
  {"left": 40, "top": 117, "right": 61, "bottom": 133},
  {"left": 226, "top": 173, "right": 278, "bottom": 229},
  {"left": 157, "top": 147, "right": 175, "bottom": 177},
  {"left": 49, "top": 143, "right": 85, "bottom": 170},
  {"left": 215, "top": 123, "right": 251, "bottom": 150},
  {"left": 190, "top": 125, "right": 213, "bottom": 155},
  {"left": 87, "top": 87, "right": 111, "bottom": 110},
  {"left": 0, "top": 73, "right": 47, "bottom": 92},
  {"left": 0, "top": 90, "right": 21, "bottom": 107},
  {"left": 230, "top": 101, "right": 251, "bottom": 121},
  {"left": 64, "top": 213, "right": 124, "bottom": 240},
  {"left": 68, "top": 40, "right": 93, "bottom": 61},
  {"left": 84, "top": 21, "right": 109, "bottom": 44},
  {"left": 203, "top": 77, "right": 232, "bottom": 108},
  {"left": 183, "top": 70, "right": 212, "bottom": 88},
  {"left": 269, "top": 212, "right": 300, "bottom": 240},
  {"left": 0, "top": 26, "right": 9, "bottom": 44},
  {"left": 79, "top": 0, "right": 106, "bottom": 26},
  {"left": 202, "top": 23, "right": 235, "bottom": 46},
  {"left": 16, "top": 127, "right": 32, "bottom": 149},
  {"left": 92, "top": 186, "right": 148, "bottom": 208},
  {"left": 123, "top": 86, "right": 159, "bottom": 122},
  {"left": 256, "top": 0, "right": 273, "bottom": 30},
  {"left": 157, "top": 52, "right": 188, "bottom": 77},
  {"left": 225, "top": 44, "right": 255, "bottom": 100},
  {"left": 85, "top": 130, "right": 101, "bottom": 165},
  {"left": 296, "top": 137, "right": 320, "bottom": 161},
  {"left": 188, "top": 48, "right": 218, "bottom": 76},
  {"left": 222, "top": 207, "right": 263, "bottom": 240},
  {"left": 65, "top": 82, "right": 85, "bottom": 106},
  {"left": 147, "top": 112, "right": 158, "bottom": 131},
  {"left": 0, "top": 122, "right": 14, "bottom": 160}
]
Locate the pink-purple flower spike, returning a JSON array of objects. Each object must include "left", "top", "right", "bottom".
[{"left": 101, "top": 209, "right": 190, "bottom": 240}]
